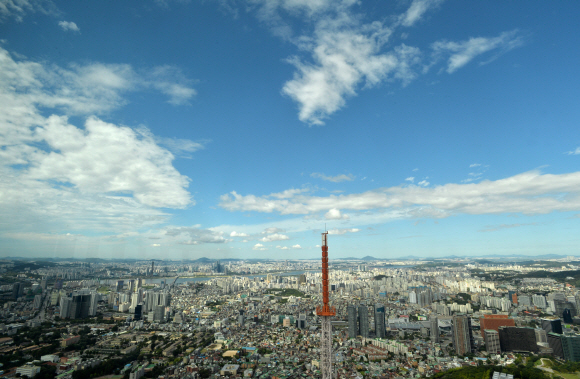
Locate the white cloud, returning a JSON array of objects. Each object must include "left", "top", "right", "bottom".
[
  {"left": 283, "top": 26, "right": 421, "bottom": 124},
  {"left": 417, "top": 180, "right": 429, "bottom": 187},
  {"left": 0, "top": 47, "right": 199, "bottom": 235},
  {"left": 0, "top": 48, "right": 195, "bottom": 117},
  {"left": 260, "top": 233, "right": 290, "bottom": 242},
  {"left": 245, "top": 0, "right": 519, "bottom": 125},
  {"left": 262, "top": 227, "right": 286, "bottom": 234},
  {"left": 253, "top": 243, "right": 267, "bottom": 251},
  {"left": 311, "top": 172, "right": 354, "bottom": 182},
  {"left": 405, "top": 177, "right": 415, "bottom": 182},
  {"left": 135, "top": 128, "right": 206, "bottom": 159},
  {"left": 432, "top": 30, "right": 523, "bottom": 73},
  {"left": 151, "top": 243, "right": 161, "bottom": 247},
  {"left": 276, "top": 245, "right": 290, "bottom": 250},
  {"left": 148, "top": 65, "right": 196, "bottom": 105},
  {"left": 324, "top": 208, "right": 347, "bottom": 220},
  {"left": 220, "top": 170, "right": 580, "bottom": 219},
  {"left": 470, "top": 163, "right": 481, "bottom": 167},
  {"left": 400, "top": 0, "right": 443, "bottom": 27},
  {"left": 165, "top": 226, "right": 228, "bottom": 245},
  {"left": 328, "top": 228, "right": 360, "bottom": 235},
  {"left": 0, "top": 0, "right": 57, "bottom": 22},
  {"left": 230, "top": 231, "right": 249, "bottom": 237},
  {"left": 412, "top": 168, "right": 419, "bottom": 171},
  {"left": 292, "top": 244, "right": 302, "bottom": 249},
  {"left": 566, "top": 147, "right": 580, "bottom": 155},
  {"left": 479, "top": 223, "right": 536, "bottom": 233},
  {"left": 25, "top": 116, "right": 191, "bottom": 208},
  {"left": 58, "top": 20, "right": 79, "bottom": 32}
]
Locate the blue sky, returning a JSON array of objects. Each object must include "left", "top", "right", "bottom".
[{"left": 1, "top": 0, "right": 579, "bottom": 260}]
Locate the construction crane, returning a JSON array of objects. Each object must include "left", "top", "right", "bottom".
[{"left": 316, "top": 232, "right": 335, "bottom": 379}]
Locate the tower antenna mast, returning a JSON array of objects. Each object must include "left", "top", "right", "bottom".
[{"left": 317, "top": 232, "right": 335, "bottom": 379}]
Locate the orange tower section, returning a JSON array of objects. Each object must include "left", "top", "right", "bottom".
[{"left": 316, "top": 232, "right": 335, "bottom": 317}]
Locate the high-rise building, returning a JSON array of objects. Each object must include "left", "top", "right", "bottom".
[
  {"left": 358, "top": 304, "right": 369, "bottom": 338},
  {"left": 430, "top": 316, "right": 439, "bottom": 343},
  {"left": 128, "top": 280, "right": 135, "bottom": 293},
  {"left": 519, "top": 295, "right": 531, "bottom": 306},
  {"left": 153, "top": 305, "right": 165, "bottom": 322},
  {"left": 542, "top": 318, "right": 563, "bottom": 335},
  {"left": 555, "top": 300, "right": 577, "bottom": 320},
  {"left": 548, "top": 333, "right": 564, "bottom": 359},
  {"left": 238, "top": 310, "right": 245, "bottom": 326},
  {"left": 484, "top": 329, "right": 500, "bottom": 354},
  {"left": 535, "top": 328, "right": 548, "bottom": 343},
  {"left": 69, "top": 293, "right": 92, "bottom": 319},
  {"left": 33, "top": 294, "right": 42, "bottom": 309},
  {"left": 563, "top": 309, "right": 574, "bottom": 324},
  {"left": 88, "top": 293, "right": 99, "bottom": 316},
  {"left": 296, "top": 314, "right": 307, "bottom": 329},
  {"left": 12, "top": 282, "right": 24, "bottom": 300},
  {"left": 374, "top": 304, "right": 386, "bottom": 339},
  {"left": 480, "top": 315, "right": 516, "bottom": 334},
  {"left": 134, "top": 304, "right": 142, "bottom": 321},
  {"left": 561, "top": 335, "right": 580, "bottom": 362},
  {"left": 60, "top": 297, "right": 72, "bottom": 318},
  {"left": 452, "top": 315, "right": 474, "bottom": 356},
  {"left": 347, "top": 304, "right": 358, "bottom": 338},
  {"left": 498, "top": 327, "right": 538, "bottom": 353},
  {"left": 533, "top": 295, "right": 547, "bottom": 308}
]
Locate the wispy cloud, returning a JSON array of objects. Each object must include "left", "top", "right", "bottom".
[
  {"left": 566, "top": 147, "right": 580, "bottom": 155},
  {"left": 220, "top": 170, "right": 580, "bottom": 218},
  {"left": 478, "top": 223, "right": 536, "bottom": 232},
  {"left": 328, "top": 228, "right": 360, "bottom": 235},
  {"left": 230, "top": 231, "right": 249, "bottom": 237},
  {"left": 0, "top": 0, "right": 59, "bottom": 22},
  {"left": 405, "top": 177, "right": 415, "bottom": 183},
  {"left": 58, "top": 20, "right": 79, "bottom": 32},
  {"left": 165, "top": 226, "right": 229, "bottom": 244},
  {"left": 243, "top": 0, "right": 520, "bottom": 125},
  {"left": 311, "top": 172, "right": 354, "bottom": 182},
  {"left": 432, "top": 30, "right": 524, "bottom": 73},
  {"left": 262, "top": 227, "right": 285, "bottom": 234},
  {"left": 260, "top": 233, "right": 290, "bottom": 242},
  {"left": 253, "top": 243, "right": 267, "bottom": 251},
  {"left": 400, "top": 0, "right": 443, "bottom": 27}
]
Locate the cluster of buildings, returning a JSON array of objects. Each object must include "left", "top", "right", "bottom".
[{"left": 2, "top": 257, "right": 580, "bottom": 378}]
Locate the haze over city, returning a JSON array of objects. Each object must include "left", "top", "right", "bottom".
[{"left": 1, "top": 1, "right": 580, "bottom": 260}]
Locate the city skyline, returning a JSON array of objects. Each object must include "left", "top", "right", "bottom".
[{"left": 1, "top": 1, "right": 580, "bottom": 259}]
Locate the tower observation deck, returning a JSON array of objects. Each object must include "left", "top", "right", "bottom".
[{"left": 316, "top": 232, "right": 335, "bottom": 379}]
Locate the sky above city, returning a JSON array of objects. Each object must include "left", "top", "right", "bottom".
[{"left": 1, "top": 0, "right": 579, "bottom": 260}]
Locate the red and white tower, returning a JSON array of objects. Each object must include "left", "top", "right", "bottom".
[{"left": 316, "top": 232, "right": 335, "bottom": 379}]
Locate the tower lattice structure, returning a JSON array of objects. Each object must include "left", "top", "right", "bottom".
[{"left": 316, "top": 232, "right": 335, "bottom": 379}]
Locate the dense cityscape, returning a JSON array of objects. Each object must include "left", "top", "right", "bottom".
[{"left": 2, "top": 252, "right": 580, "bottom": 379}]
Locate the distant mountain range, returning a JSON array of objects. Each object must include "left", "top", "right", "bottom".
[{"left": 0, "top": 253, "right": 577, "bottom": 262}]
